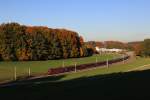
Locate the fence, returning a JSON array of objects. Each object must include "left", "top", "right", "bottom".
[
  {"left": 0, "top": 55, "right": 130, "bottom": 83},
  {"left": 48, "top": 55, "right": 130, "bottom": 75}
]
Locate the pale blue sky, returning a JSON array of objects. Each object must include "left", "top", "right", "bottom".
[{"left": 0, "top": 0, "right": 150, "bottom": 42}]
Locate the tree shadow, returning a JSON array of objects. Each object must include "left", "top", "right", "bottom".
[
  {"left": 1, "top": 69, "right": 150, "bottom": 100},
  {"left": 0, "top": 75, "right": 66, "bottom": 87}
]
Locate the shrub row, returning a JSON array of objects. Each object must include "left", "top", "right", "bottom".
[{"left": 48, "top": 55, "right": 130, "bottom": 75}]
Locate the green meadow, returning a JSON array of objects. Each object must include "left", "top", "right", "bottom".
[
  {"left": 1, "top": 57, "right": 150, "bottom": 100},
  {"left": 0, "top": 54, "right": 119, "bottom": 81}
]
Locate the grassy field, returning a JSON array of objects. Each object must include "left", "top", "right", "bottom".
[
  {"left": 0, "top": 53, "right": 119, "bottom": 81},
  {"left": 1, "top": 57, "right": 150, "bottom": 99},
  {"left": 60, "top": 57, "right": 150, "bottom": 81}
]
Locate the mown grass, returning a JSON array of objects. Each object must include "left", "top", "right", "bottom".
[{"left": 0, "top": 54, "right": 118, "bottom": 81}]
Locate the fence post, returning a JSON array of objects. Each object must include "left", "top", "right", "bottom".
[
  {"left": 96, "top": 57, "right": 98, "bottom": 63},
  {"left": 62, "top": 61, "right": 64, "bottom": 67},
  {"left": 123, "top": 54, "right": 125, "bottom": 64},
  {"left": 14, "top": 67, "right": 16, "bottom": 81},
  {"left": 75, "top": 62, "right": 77, "bottom": 72},
  {"left": 28, "top": 67, "right": 31, "bottom": 77},
  {"left": 106, "top": 59, "right": 109, "bottom": 68}
]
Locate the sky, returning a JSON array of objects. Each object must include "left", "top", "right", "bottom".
[{"left": 0, "top": 0, "right": 150, "bottom": 42}]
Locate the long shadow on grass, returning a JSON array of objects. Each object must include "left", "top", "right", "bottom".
[
  {"left": 1, "top": 69, "right": 150, "bottom": 100},
  {"left": 0, "top": 75, "right": 66, "bottom": 87}
]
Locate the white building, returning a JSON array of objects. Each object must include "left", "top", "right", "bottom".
[{"left": 95, "top": 47, "right": 123, "bottom": 53}]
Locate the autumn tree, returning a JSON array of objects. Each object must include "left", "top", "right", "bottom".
[
  {"left": 0, "top": 22, "right": 93, "bottom": 61},
  {"left": 104, "top": 41, "right": 127, "bottom": 49},
  {"left": 142, "top": 39, "right": 150, "bottom": 57},
  {"left": 132, "top": 43, "right": 143, "bottom": 56},
  {"left": 0, "top": 23, "right": 20, "bottom": 60}
]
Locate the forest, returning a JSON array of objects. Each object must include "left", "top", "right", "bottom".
[
  {"left": 0, "top": 22, "right": 149, "bottom": 61},
  {"left": 0, "top": 23, "right": 93, "bottom": 61}
]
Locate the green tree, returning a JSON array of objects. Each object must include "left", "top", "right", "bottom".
[{"left": 142, "top": 39, "right": 150, "bottom": 57}]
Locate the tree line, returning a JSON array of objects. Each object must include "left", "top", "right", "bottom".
[
  {"left": 128, "top": 39, "right": 150, "bottom": 57},
  {"left": 85, "top": 41, "right": 128, "bottom": 53},
  {"left": 86, "top": 41, "right": 128, "bottom": 49},
  {"left": 0, "top": 23, "right": 93, "bottom": 61},
  {"left": 86, "top": 39, "right": 150, "bottom": 57}
]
